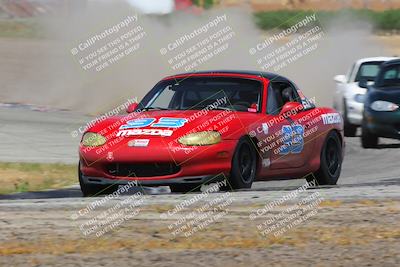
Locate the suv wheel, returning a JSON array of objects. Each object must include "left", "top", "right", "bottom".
[{"left": 361, "top": 119, "right": 378, "bottom": 148}]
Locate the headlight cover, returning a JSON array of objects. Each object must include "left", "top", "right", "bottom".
[
  {"left": 81, "top": 132, "right": 107, "bottom": 147},
  {"left": 370, "top": 101, "right": 399, "bottom": 112},
  {"left": 178, "top": 131, "right": 221, "bottom": 146},
  {"left": 354, "top": 94, "right": 365, "bottom": 103}
]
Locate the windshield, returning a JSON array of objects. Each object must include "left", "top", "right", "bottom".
[
  {"left": 376, "top": 64, "right": 400, "bottom": 87},
  {"left": 355, "top": 61, "right": 383, "bottom": 82},
  {"left": 139, "top": 77, "right": 262, "bottom": 112}
]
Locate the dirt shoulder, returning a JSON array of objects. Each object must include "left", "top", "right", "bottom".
[
  {"left": 1, "top": 195, "right": 399, "bottom": 266},
  {"left": 376, "top": 35, "right": 400, "bottom": 55}
]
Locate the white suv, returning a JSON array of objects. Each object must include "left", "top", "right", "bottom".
[{"left": 333, "top": 57, "right": 398, "bottom": 136}]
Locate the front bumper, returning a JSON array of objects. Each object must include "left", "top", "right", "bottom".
[
  {"left": 79, "top": 139, "right": 237, "bottom": 184},
  {"left": 364, "top": 110, "right": 400, "bottom": 139},
  {"left": 81, "top": 174, "right": 224, "bottom": 186},
  {"left": 346, "top": 99, "right": 364, "bottom": 125}
]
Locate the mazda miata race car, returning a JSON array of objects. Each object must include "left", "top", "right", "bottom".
[{"left": 79, "top": 71, "right": 344, "bottom": 196}]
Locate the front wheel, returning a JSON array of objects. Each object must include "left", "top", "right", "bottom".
[
  {"left": 312, "top": 131, "right": 342, "bottom": 185},
  {"left": 79, "top": 163, "right": 118, "bottom": 197},
  {"left": 361, "top": 120, "right": 378, "bottom": 148},
  {"left": 227, "top": 137, "right": 257, "bottom": 189}
]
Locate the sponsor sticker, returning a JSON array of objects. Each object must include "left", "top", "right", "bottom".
[
  {"left": 262, "top": 158, "right": 271, "bottom": 168},
  {"left": 106, "top": 152, "right": 114, "bottom": 161},
  {"left": 321, "top": 113, "right": 342, "bottom": 125},
  {"left": 128, "top": 139, "right": 150, "bottom": 147}
]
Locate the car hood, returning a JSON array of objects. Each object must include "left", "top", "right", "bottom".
[
  {"left": 87, "top": 109, "right": 250, "bottom": 141},
  {"left": 368, "top": 86, "right": 400, "bottom": 104},
  {"left": 344, "top": 82, "right": 367, "bottom": 98}
]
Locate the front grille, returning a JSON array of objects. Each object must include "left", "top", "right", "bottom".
[{"left": 106, "top": 163, "right": 180, "bottom": 177}]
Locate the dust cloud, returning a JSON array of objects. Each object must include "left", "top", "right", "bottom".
[
  {"left": 0, "top": 1, "right": 390, "bottom": 113},
  {"left": 31, "top": 1, "right": 259, "bottom": 114},
  {"left": 281, "top": 14, "right": 389, "bottom": 106}
]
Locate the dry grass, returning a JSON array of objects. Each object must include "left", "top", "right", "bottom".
[
  {"left": 1, "top": 225, "right": 399, "bottom": 255},
  {"left": 0, "top": 162, "right": 77, "bottom": 194},
  {"left": 319, "top": 200, "right": 343, "bottom": 207}
]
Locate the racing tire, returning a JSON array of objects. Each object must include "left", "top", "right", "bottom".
[
  {"left": 361, "top": 120, "right": 378, "bottom": 148},
  {"left": 228, "top": 137, "right": 257, "bottom": 189},
  {"left": 78, "top": 163, "right": 118, "bottom": 197},
  {"left": 343, "top": 100, "right": 357, "bottom": 137},
  {"left": 312, "top": 131, "right": 342, "bottom": 185},
  {"left": 169, "top": 184, "right": 201, "bottom": 193}
]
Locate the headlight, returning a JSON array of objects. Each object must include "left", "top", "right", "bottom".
[
  {"left": 81, "top": 132, "right": 107, "bottom": 147},
  {"left": 370, "top": 101, "right": 399, "bottom": 112},
  {"left": 178, "top": 131, "right": 221, "bottom": 146},
  {"left": 354, "top": 94, "right": 365, "bottom": 103}
]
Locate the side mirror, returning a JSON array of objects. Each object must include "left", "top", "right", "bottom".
[
  {"left": 126, "top": 103, "right": 138, "bottom": 113},
  {"left": 358, "top": 79, "right": 370, "bottom": 89},
  {"left": 334, "top": 75, "right": 346, "bottom": 84},
  {"left": 247, "top": 103, "right": 258, "bottom": 113},
  {"left": 280, "top": 102, "right": 304, "bottom": 118}
]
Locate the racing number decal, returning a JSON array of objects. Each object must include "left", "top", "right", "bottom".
[
  {"left": 279, "top": 125, "right": 304, "bottom": 155},
  {"left": 152, "top": 118, "right": 188, "bottom": 128},
  {"left": 120, "top": 117, "right": 188, "bottom": 130},
  {"left": 120, "top": 118, "right": 156, "bottom": 129}
]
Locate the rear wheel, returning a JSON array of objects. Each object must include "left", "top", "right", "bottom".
[
  {"left": 79, "top": 163, "right": 118, "bottom": 197},
  {"left": 361, "top": 120, "right": 378, "bottom": 148},
  {"left": 312, "top": 131, "right": 342, "bottom": 185},
  {"left": 227, "top": 137, "right": 257, "bottom": 189},
  {"left": 343, "top": 100, "right": 357, "bottom": 137},
  {"left": 169, "top": 184, "right": 201, "bottom": 193}
]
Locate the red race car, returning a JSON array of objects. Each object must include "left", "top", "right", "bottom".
[{"left": 79, "top": 71, "right": 344, "bottom": 196}]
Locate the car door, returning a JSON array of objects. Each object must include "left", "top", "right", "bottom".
[
  {"left": 267, "top": 80, "right": 316, "bottom": 169},
  {"left": 254, "top": 81, "right": 288, "bottom": 176}
]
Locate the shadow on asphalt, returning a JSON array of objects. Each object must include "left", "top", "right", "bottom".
[
  {"left": 376, "top": 143, "right": 400, "bottom": 149},
  {"left": 1, "top": 178, "right": 399, "bottom": 200},
  {"left": 349, "top": 135, "right": 400, "bottom": 149},
  {"left": 246, "top": 178, "right": 400, "bottom": 192},
  {"left": 0, "top": 186, "right": 170, "bottom": 200},
  {"left": 0, "top": 187, "right": 83, "bottom": 200}
]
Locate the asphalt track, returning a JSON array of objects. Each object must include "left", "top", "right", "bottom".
[{"left": 0, "top": 105, "right": 91, "bottom": 163}]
